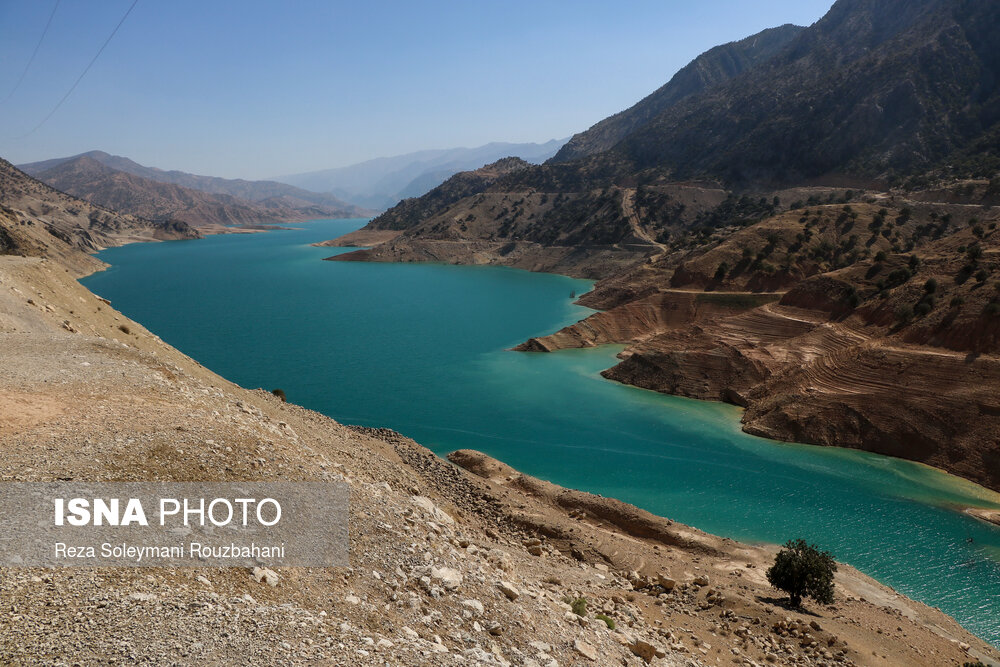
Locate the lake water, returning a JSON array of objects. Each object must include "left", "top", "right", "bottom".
[{"left": 82, "top": 218, "right": 1000, "bottom": 644}]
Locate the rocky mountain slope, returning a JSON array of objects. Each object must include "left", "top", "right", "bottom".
[
  {"left": 1, "top": 184, "right": 996, "bottom": 665},
  {"left": 576, "top": 0, "right": 1000, "bottom": 186},
  {"left": 318, "top": 0, "right": 1000, "bottom": 492},
  {"left": 0, "top": 158, "right": 198, "bottom": 276},
  {"left": 552, "top": 24, "right": 804, "bottom": 163},
  {"left": 514, "top": 191, "right": 1000, "bottom": 490},
  {"left": 20, "top": 151, "right": 370, "bottom": 226}
]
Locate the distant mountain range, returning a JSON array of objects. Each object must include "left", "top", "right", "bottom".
[
  {"left": 274, "top": 139, "right": 566, "bottom": 211},
  {"left": 19, "top": 151, "right": 371, "bottom": 227}
]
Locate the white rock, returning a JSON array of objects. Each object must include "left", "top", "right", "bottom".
[
  {"left": 461, "top": 599, "right": 485, "bottom": 615},
  {"left": 251, "top": 567, "right": 279, "bottom": 587},
  {"left": 430, "top": 566, "right": 463, "bottom": 591},
  {"left": 529, "top": 641, "right": 552, "bottom": 653},
  {"left": 574, "top": 638, "right": 598, "bottom": 661},
  {"left": 127, "top": 592, "right": 157, "bottom": 602},
  {"left": 411, "top": 496, "right": 454, "bottom": 525}
]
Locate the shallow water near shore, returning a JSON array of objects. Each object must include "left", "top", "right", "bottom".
[{"left": 83, "top": 218, "right": 1000, "bottom": 645}]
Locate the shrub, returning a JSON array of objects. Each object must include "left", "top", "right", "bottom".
[
  {"left": 924, "top": 278, "right": 937, "bottom": 294},
  {"left": 766, "top": 539, "right": 837, "bottom": 607},
  {"left": 884, "top": 268, "right": 912, "bottom": 289},
  {"left": 570, "top": 597, "right": 588, "bottom": 616},
  {"left": 844, "top": 287, "right": 861, "bottom": 309},
  {"left": 895, "top": 305, "right": 914, "bottom": 324},
  {"left": 595, "top": 613, "right": 615, "bottom": 630},
  {"left": 950, "top": 296, "right": 965, "bottom": 308},
  {"left": 976, "top": 269, "right": 989, "bottom": 283},
  {"left": 874, "top": 250, "right": 887, "bottom": 262},
  {"left": 271, "top": 388, "right": 287, "bottom": 402}
]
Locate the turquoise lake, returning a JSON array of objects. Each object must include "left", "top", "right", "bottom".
[{"left": 82, "top": 218, "right": 1000, "bottom": 645}]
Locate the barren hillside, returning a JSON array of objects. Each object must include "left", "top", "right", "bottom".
[{"left": 0, "top": 252, "right": 995, "bottom": 665}]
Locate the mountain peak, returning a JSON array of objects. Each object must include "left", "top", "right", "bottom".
[{"left": 550, "top": 23, "right": 805, "bottom": 164}]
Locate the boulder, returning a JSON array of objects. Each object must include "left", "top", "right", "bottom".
[
  {"left": 574, "top": 639, "right": 599, "bottom": 661},
  {"left": 497, "top": 580, "right": 520, "bottom": 601}
]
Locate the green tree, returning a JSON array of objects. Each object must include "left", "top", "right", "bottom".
[{"left": 766, "top": 539, "right": 837, "bottom": 607}]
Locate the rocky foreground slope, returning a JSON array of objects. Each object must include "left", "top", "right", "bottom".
[
  {"left": 1, "top": 250, "right": 997, "bottom": 665},
  {"left": 1, "top": 161, "right": 997, "bottom": 664}
]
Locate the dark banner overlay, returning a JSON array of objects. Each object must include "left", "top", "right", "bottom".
[{"left": 0, "top": 482, "right": 348, "bottom": 567}]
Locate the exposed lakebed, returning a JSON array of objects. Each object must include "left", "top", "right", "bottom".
[{"left": 82, "top": 218, "right": 1000, "bottom": 645}]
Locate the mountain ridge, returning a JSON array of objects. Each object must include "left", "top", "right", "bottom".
[
  {"left": 276, "top": 139, "right": 566, "bottom": 210},
  {"left": 322, "top": 0, "right": 1000, "bottom": 492},
  {"left": 20, "top": 152, "right": 371, "bottom": 226},
  {"left": 551, "top": 24, "right": 805, "bottom": 163},
  {"left": 0, "top": 157, "right": 198, "bottom": 275}
]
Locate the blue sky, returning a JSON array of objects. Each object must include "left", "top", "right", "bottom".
[{"left": 0, "top": 1, "right": 834, "bottom": 179}]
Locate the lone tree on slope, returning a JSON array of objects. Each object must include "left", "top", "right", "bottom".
[{"left": 766, "top": 539, "right": 837, "bottom": 608}]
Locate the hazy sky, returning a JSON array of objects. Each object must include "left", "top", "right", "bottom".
[{"left": 0, "top": 1, "right": 834, "bottom": 179}]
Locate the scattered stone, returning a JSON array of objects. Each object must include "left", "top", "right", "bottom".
[
  {"left": 497, "top": 580, "right": 520, "bottom": 601},
  {"left": 251, "top": 567, "right": 279, "bottom": 587},
  {"left": 411, "top": 496, "right": 454, "bottom": 525},
  {"left": 574, "top": 638, "right": 599, "bottom": 661},
  {"left": 430, "top": 566, "right": 463, "bottom": 591},
  {"left": 461, "top": 599, "right": 485, "bottom": 615},
  {"left": 631, "top": 638, "right": 665, "bottom": 663}
]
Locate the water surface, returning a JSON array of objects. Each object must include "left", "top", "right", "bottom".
[{"left": 83, "top": 219, "right": 1000, "bottom": 644}]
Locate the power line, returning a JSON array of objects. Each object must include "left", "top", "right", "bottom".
[
  {"left": 17, "top": 0, "right": 140, "bottom": 139},
  {"left": 1, "top": 0, "right": 62, "bottom": 105}
]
